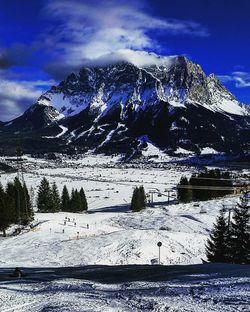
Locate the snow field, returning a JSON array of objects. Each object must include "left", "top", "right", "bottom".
[
  {"left": 0, "top": 156, "right": 243, "bottom": 267},
  {"left": 0, "top": 272, "right": 249, "bottom": 311}
]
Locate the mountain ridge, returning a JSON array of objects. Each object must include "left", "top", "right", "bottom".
[{"left": 1, "top": 55, "right": 250, "bottom": 156}]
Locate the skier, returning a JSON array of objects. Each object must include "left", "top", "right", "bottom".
[{"left": 10, "top": 267, "right": 23, "bottom": 278}]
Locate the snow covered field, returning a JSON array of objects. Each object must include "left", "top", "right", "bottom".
[
  {"left": 0, "top": 155, "right": 249, "bottom": 311},
  {"left": 0, "top": 264, "right": 249, "bottom": 311},
  {"left": 0, "top": 154, "right": 242, "bottom": 267}
]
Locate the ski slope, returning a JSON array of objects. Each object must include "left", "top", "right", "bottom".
[
  {"left": 0, "top": 264, "right": 249, "bottom": 312},
  {"left": 0, "top": 155, "right": 249, "bottom": 312},
  {"left": 0, "top": 155, "right": 242, "bottom": 267}
]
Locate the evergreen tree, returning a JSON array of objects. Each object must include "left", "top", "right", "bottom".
[
  {"left": 68, "top": 189, "right": 75, "bottom": 212},
  {"left": 69, "top": 189, "right": 82, "bottom": 212},
  {"left": 138, "top": 186, "right": 146, "bottom": 209},
  {"left": 5, "top": 181, "right": 17, "bottom": 223},
  {"left": 61, "top": 185, "right": 70, "bottom": 212},
  {"left": 14, "top": 177, "right": 24, "bottom": 225},
  {"left": 0, "top": 183, "right": 9, "bottom": 236},
  {"left": 206, "top": 210, "right": 230, "bottom": 263},
  {"left": 79, "top": 187, "right": 88, "bottom": 211},
  {"left": 51, "top": 182, "right": 61, "bottom": 212},
  {"left": 20, "top": 181, "right": 34, "bottom": 224},
  {"left": 131, "top": 187, "right": 139, "bottom": 212},
  {"left": 0, "top": 178, "right": 33, "bottom": 235},
  {"left": 25, "top": 182, "right": 34, "bottom": 222},
  {"left": 130, "top": 186, "right": 146, "bottom": 212},
  {"left": 11, "top": 177, "right": 32, "bottom": 225},
  {"left": 229, "top": 197, "right": 250, "bottom": 264},
  {"left": 37, "top": 178, "right": 52, "bottom": 212}
]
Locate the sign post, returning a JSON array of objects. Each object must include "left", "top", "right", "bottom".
[{"left": 157, "top": 241, "right": 162, "bottom": 264}]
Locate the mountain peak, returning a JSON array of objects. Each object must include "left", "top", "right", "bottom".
[
  {"left": 1, "top": 54, "right": 249, "bottom": 156},
  {"left": 33, "top": 54, "right": 249, "bottom": 119}
]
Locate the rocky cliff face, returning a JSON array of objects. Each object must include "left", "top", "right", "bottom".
[{"left": 1, "top": 56, "right": 249, "bottom": 156}]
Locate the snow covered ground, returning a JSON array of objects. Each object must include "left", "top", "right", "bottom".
[
  {"left": 0, "top": 155, "right": 249, "bottom": 311},
  {"left": 0, "top": 264, "right": 249, "bottom": 311},
  {"left": 0, "top": 154, "right": 242, "bottom": 267}
]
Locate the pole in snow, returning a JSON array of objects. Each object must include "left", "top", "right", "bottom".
[
  {"left": 157, "top": 241, "right": 162, "bottom": 264},
  {"left": 228, "top": 208, "right": 233, "bottom": 229}
]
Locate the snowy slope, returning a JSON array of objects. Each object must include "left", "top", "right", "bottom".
[
  {"left": 0, "top": 264, "right": 249, "bottom": 312},
  {"left": 0, "top": 155, "right": 243, "bottom": 268},
  {"left": 0, "top": 156, "right": 249, "bottom": 312},
  {"left": 0, "top": 265, "right": 250, "bottom": 312}
]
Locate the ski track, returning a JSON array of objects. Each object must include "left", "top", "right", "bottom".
[{"left": 0, "top": 277, "right": 249, "bottom": 311}]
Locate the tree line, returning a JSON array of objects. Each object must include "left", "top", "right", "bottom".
[
  {"left": 37, "top": 177, "right": 88, "bottom": 213},
  {"left": 178, "top": 169, "right": 234, "bottom": 202},
  {"left": 1, "top": 177, "right": 147, "bottom": 237},
  {"left": 0, "top": 177, "right": 33, "bottom": 236},
  {"left": 0, "top": 177, "right": 88, "bottom": 236},
  {"left": 206, "top": 195, "right": 250, "bottom": 264}
]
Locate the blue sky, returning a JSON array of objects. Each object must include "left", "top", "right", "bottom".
[{"left": 0, "top": 0, "right": 250, "bottom": 121}]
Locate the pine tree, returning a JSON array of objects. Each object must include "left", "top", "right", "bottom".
[
  {"left": 0, "top": 178, "right": 33, "bottom": 234},
  {"left": 61, "top": 185, "right": 70, "bottom": 212},
  {"left": 51, "top": 182, "right": 61, "bottom": 212},
  {"left": 20, "top": 181, "right": 34, "bottom": 225},
  {"left": 37, "top": 178, "right": 52, "bottom": 212},
  {"left": 68, "top": 189, "right": 75, "bottom": 212},
  {"left": 131, "top": 187, "right": 139, "bottom": 211},
  {"left": 12, "top": 177, "right": 32, "bottom": 225},
  {"left": 130, "top": 186, "right": 146, "bottom": 212},
  {"left": 206, "top": 210, "right": 230, "bottom": 263},
  {"left": 5, "top": 181, "right": 18, "bottom": 224},
  {"left": 79, "top": 187, "right": 88, "bottom": 211},
  {"left": 24, "top": 182, "right": 34, "bottom": 222},
  {"left": 138, "top": 186, "right": 146, "bottom": 209},
  {"left": 0, "top": 183, "right": 9, "bottom": 236},
  {"left": 229, "top": 197, "right": 250, "bottom": 264},
  {"left": 14, "top": 177, "right": 23, "bottom": 224},
  {"left": 69, "top": 189, "right": 81, "bottom": 212},
  {"left": 75, "top": 190, "right": 83, "bottom": 212}
]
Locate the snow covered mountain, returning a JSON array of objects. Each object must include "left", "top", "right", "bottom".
[{"left": 1, "top": 56, "right": 250, "bottom": 156}]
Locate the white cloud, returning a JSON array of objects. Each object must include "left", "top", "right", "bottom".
[
  {"left": 0, "top": 79, "right": 56, "bottom": 121},
  {"left": 218, "top": 71, "right": 250, "bottom": 88},
  {"left": 89, "top": 49, "right": 175, "bottom": 67},
  {"left": 43, "top": 0, "right": 209, "bottom": 74}
]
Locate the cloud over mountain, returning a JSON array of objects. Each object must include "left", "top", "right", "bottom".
[{"left": 43, "top": 0, "right": 209, "bottom": 78}]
